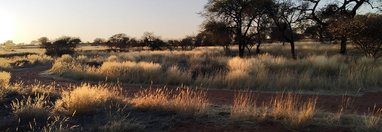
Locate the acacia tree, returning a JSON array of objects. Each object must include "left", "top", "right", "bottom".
[
  {"left": 42, "top": 36, "right": 81, "bottom": 57},
  {"left": 333, "top": 14, "right": 382, "bottom": 58},
  {"left": 202, "top": 21, "right": 233, "bottom": 53},
  {"left": 142, "top": 32, "right": 167, "bottom": 50},
  {"left": 267, "top": 0, "right": 307, "bottom": 59},
  {"left": 180, "top": 36, "right": 195, "bottom": 51},
  {"left": 304, "top": 0, "right": 382, "bottom": 55},
  {"left": 204, "top": 0, "right": 273, "bottom": 57},
  {"left": 107, "top": 33, "right": 130, "bottom": 51}
]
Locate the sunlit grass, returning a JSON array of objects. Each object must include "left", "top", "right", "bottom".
[
  {"left": 131, "top": 87, "right": 209, "bottom": 116},
  {"left": 11, "top": 94, "right": 51, "bottom": 123},
  {"left": 54, "top": 84, "right": 123, "bottom": 115},
  {"left": 48, "top": 45, "right": 382, "bottom": 93},
  {"left": 230, "top": 92, "right": 317, "bottom": 127},
  {"left": 0, "top": 71, "right": 11, "bottom": 87}
]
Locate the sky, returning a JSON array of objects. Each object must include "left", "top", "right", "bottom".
[
  {"left": 0, "top": 0, "right": 379, "bottom": 44},
  {"left": 0, "top": 0, "right": 207, "bottom": 43}
]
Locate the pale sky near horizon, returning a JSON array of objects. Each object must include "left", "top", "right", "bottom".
[
  {"left": 0, "top": 0, "right": 207, "bottom": 43},
  {"left": 0, "top": 0, "right": 379, "bottom": 44}
]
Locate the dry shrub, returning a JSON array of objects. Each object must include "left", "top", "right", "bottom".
[
  {"left": 50, "top": 55, "right": 75, "bottom": 74},
  {"left": 54, "top": 84, "right": 123, "bottom": 115},
  {"left": 0, "top": 71, "right": 11, "bottom": 87},
  {"left": 11, "top": 94, "right": 51, "bottom": 122}
]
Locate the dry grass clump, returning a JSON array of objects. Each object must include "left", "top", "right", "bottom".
[
  {"left": 269, "top": 94, "right": 317, "bottom": 127},
  {"left": 0, "top": 71, "right": 11, "bottom": 87},
  {"left": 131, "top": 88, "right": 170, "bottom": 110},
  {"left": 11, "top": 94, "right": 51, "bottom": 122},
  {"left": 0, "top": 58, "right": 12, "bottom": 70},
  {"left": 40, "top": 116, "right": 74, "bottom": 132},
  {"left": 99, "top": 61, "right": 161, "bottom": 83},
  {"left": 54, "top": 84, "right": 123, "bottom": 115},
  {"left": 172, "top": 88, "right": 209, "bottom": 115},
  {"left": 230, "top": 92, "right": 257, "bottom": 119},
  {"left": 359, "top": 106, "right": 382, "bottom": 131},
  {"left": 224, "top": 57, "right": 267, "bottom": 89},
  {"left": 30, "top": 83, "right": 58, "bottom": 96},
  {"left": 25, "top": 54, "right": 53, "bottom": 65},
  {"left": 230, "top": 92, "right": 317, "bottom": 127},
  {"left": 131, "top": 87, "right": 209, "bottom": 116},
  {"left": 166, "top": 65, "right": 192, "bottom": 85}
]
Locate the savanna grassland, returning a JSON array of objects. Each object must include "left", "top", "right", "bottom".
[{"left": 0, "top": 42, "right": 381, "bottom": 132}]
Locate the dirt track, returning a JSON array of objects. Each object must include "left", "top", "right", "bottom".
[{"left": 9, "top": 66, "right": 382, "bottom": 114}]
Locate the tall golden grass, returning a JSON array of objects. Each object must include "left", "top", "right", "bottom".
[
  {"left": 11, "top": 94, "right": 50, "bottom": 122},
  {"left": 0, "top": 71, "right": 11, "bottom": 87},
  {"left": 50, "top": 50, "right": 381, "bottom": 93},
  {"left": 361, "top": 106, "right": 382, "bottom": 130},
  {"left": 54, "top": 84, "right": 123, "bottom": 115},
  {"left": 131, "top": 87, "right": 209, "bottom": 116},
  {"left": 231, "top": 92, "right": 317, "bottom": 127}
]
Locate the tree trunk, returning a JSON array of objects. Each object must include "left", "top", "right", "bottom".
[
  {"left": 246, "top": 45, "right": 251, "bottom": 55},
  {"left": 256, "top": 43, "right": 261, "bottom": 54},
  {"left": 340, "top": 36, "right": 347, "bottom": 55},
  {"left": 290, "top": 41, "right": 296, "bottom": 59},
  {"left": 239, "top": 44, "right": 245, "bottom": 57}
]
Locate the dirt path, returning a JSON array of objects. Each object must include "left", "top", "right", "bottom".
[{"left": 9, "top": 66, "right": 382, "bottom": 114}]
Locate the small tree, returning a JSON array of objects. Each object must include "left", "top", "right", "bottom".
[
  {"left": 142, "top": 32, "right": 167, "bottom": 50},
  {"left": 43, "top": 36, "right": 81, "bottom": 57}
]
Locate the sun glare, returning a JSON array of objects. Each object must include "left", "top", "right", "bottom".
[{"left": 0, "top": 10, "right": 14, "bottom": 43}]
